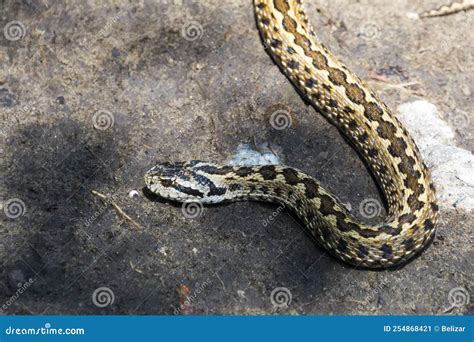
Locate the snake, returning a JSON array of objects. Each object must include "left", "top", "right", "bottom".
[
  {"left": 420, "top": 0, "right": 474, "bottom": 18},
  {"left": 145, "top": 0, "right": 439, "bottom": 268}
]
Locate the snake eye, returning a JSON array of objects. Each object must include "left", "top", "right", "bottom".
[{"left": 161, "top": 179, "right": 175, "bottom": 187}]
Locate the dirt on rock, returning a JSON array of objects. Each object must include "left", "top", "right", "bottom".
[{"left": 0, "top": 0, "right": 472, "bottom": 314}]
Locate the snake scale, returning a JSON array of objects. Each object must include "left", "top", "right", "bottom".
[{"left": 145, "top": 0, "right": 439, "bottom": 268}]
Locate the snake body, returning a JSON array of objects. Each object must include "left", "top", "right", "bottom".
[
  {"left": 145, "top": 0, "right": 439, "bottom": 268},
  {"left": 420, "top": 0, "right": 474, "bottom": 18}
]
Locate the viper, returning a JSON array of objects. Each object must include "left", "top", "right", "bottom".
[{"left": 145, "top": 0, "right": 439, "bottom": 268}]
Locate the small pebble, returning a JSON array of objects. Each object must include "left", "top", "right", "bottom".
[
  {"left": 406, "top": 12, "right": 420, "bottom": 20},
  {"left": 111, "top": 47, "right": 121, "bottom": 58},
  {"left": 159, "top": 246, "right": 169, "bottom": 256},
  {"left": 129, "top": 190, "right": 139, "bottom": 198}
]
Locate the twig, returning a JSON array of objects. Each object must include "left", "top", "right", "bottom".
[
  {"left": 368, "top": 78, "right": 424, "bottom": 96},
  {"left": 369, "top": 75, "right": 420, "bottom": 89},
  {"left": 129, "top": 260, "right": 144, "bottom": 274},
  {"left": 91, "top": 190, "right": 141, "bottom": 230}
]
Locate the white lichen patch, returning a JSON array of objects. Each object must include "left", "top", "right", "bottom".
[
  {"left": 226, "top": 143, "right": 281, "bottom": 166},
  {"left": 397, "top": 101, "right": 455, "bottom": 150},
  {"left": 397, "top": 100, "right": 474, "bottom": 211},
  {"left": 406, "top": 12, "right": 420, "bottom": 20}
]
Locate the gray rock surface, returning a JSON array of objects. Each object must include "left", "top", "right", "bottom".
[{"left": 0, "top": 0, "right": 472, "bottom": 314}]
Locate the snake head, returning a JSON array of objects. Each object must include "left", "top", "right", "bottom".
[{"left": 145, "top": 160, "right": 228, "bottom": 203}]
